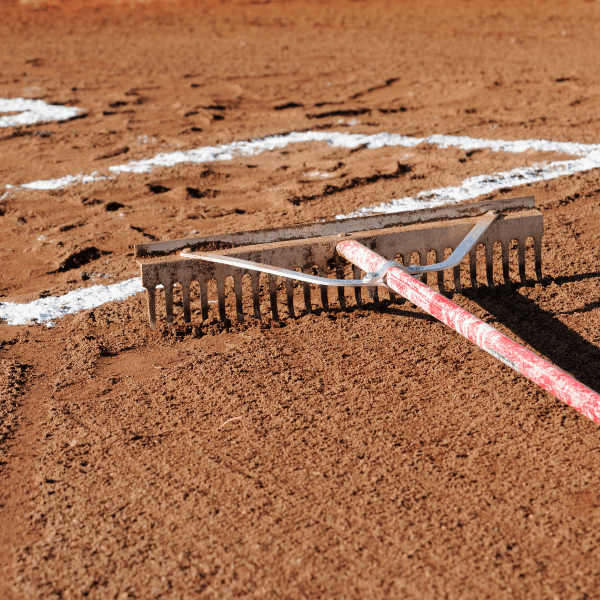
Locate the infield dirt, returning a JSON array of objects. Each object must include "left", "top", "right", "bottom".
[{"left": 1, "top": 1, "right": 600, "bottom": 598}]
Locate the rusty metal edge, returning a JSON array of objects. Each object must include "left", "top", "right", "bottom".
[{"left": 134, "top": 195, "right": 536, "bottom": 259}]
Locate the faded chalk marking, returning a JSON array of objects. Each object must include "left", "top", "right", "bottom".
[
  {"left": 7, "top": 130, "right": 600, "bottom": 197},
  {"left": 14, "top": 172, "right": 104, "bottom": 191},
  {"left": 337, "top": 154, "right": 600, "bottom": 218},
  {"left": 0, "top": 278, "right": 145, "bottom": 326},
  {"left": 0, "top": 98, "right": 83, "bottom": 128}
]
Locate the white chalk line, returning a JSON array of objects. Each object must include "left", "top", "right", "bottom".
[
  {"left": 0, "top": 97, "right": 82, "bottom": 128},
  {"left": 0, "top": 279, "right": 146, "bottom": 327},
  {"left": 2, "top": 130, "right": 600, "bottom": 325},
  {"left": 6, "top": 130, "right": 600, "bottom": 192},
  {"left": 338, "top": 155, "right": 600, "bottom": 218}
]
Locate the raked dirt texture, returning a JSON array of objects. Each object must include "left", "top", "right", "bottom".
[{"left": 0, "top": 1, "right": 600, "bottom": 598}]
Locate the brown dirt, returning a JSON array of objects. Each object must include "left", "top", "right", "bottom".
[{"left": 1, "top": 0, "right": 600, "bottom": 598}]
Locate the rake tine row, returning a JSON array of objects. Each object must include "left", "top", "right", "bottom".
[
  {"left": 141, "top": 235, "right": 542, "bottom": 329},
  {"left": 136, "top": 197, "right": 543, "bottom": 329}
]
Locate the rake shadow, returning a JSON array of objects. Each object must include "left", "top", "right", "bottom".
[
  {"left": 462, "top": 272, "right": 600, "bottom": 394},
  {"left": 291, "top": 301, "right": 438, "bottom": 323}
]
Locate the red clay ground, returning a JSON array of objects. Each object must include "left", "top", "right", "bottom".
[{"left": 0, "top": 1, "right": 600, "bottom": 598}]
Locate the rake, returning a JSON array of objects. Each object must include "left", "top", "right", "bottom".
[
  {"left": 136, "top": 196, "right": 542, "bottom": 326},
  {"left": 135, "top": 195, "right": 600, "bottom": 422}
]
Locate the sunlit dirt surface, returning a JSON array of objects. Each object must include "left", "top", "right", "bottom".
[{"left": 1, "top": 1, "right": 600, "bottom": 598}]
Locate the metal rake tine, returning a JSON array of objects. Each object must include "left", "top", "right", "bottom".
[
  {"left": 179, "top": 275, "right": 192, "bottom": 323},
  {"left": 485, "top": 243, "right": 494, "bottom": 289},
  {"left": 314, "top": 260, "right": 330, "bottom": 311},
  {"left": 418, "top": 250, "right": 428, "bottom": 286},
  {"left": 372, "top": 283, "right": 380, "bottom": 304},
  {"left": 165, "top": 284, "right": 174, "bottom": 327},
  {"left": 453, "top": 259, "right": 462, "bottom": 294},
  {"left": 234, "top": 275, "right": 244, "bottom": 322},
  {"left": 146, "top": 286, "right": 157, "bottom": 330},
  {"left": 181, "top": 279, "right": 192, "bottom": 324},
  {"left": 318, "top": 267, "right": 330, "bottom": 311},
  {"left": 216, "top": 276, "right": 227, "bottom": 322},
  {"left": 370, "top": 244, "right": 381, "bottom": 305},
  {"left": 286, "top": 277, "right": 295, "bottom": 318},
  {"left": 199, "top": 279, "right": 209, "bottom": 321},
  {"left": 518, "top": 239, "right": 527, "bottom": 286},
  {"left": 501, "top": 241, "right": 510, "bottom": 291},
  {"left": 435, "top": 248, "right": 445, "bottom": 293},
  {"left": 302, "top": 268, "right": 312, "bottom": 313},
  {"left": 268, "top": 273, "right": 279, "bottom": 321},
  {"left": 251, "top": 272, "right": 261, "bottom": 320},
  {"left": 469, "top": 248, "right": 478, "bottom": 291},
  {"left": 159, "top": 273, "right": 175, "bottom": 327},
  {"left": 334, "top": 254, "right": 347, "bottom": 310}
]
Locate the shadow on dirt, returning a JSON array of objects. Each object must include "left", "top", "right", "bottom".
[
  {"left": 286, "top": 302, "right": 438, "bottom": 324},
  {"left": 464, "top": 272, "right": 600, "bottom": 394}
]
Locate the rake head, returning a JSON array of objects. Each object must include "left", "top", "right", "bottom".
[{"left": 135, "top": 196, "right": 543, "bottom": 329}]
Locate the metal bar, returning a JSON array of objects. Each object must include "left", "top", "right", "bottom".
[
  {"left": 181, "top": 252, "right": 382, "bottom": 288},
  {"left": 302, "top": 269, "right": 312, "bottom": 314},
  {"left": 335, "top": 254, "right": 347, "bottom": 310},
  {"left": 353, "top": 265, "right": 363, "bottom": 306},
  {"left": 405, "top": 211, "right": 498, "bottom": 274},
  {"left": 436, "top": 248, "right": 445, "bottom": 293},
  {"left": 164, "top": 282, "right": 174, "bottom": 327},
  {"left": 485, "top": 243, "right": 494, "bottom": 289},
  {"left": 216, "top": 277, "right": 226, "bottom": 322},
  {"left": 136, "top": 197, "right": 533, "bottom": 259},
  {"left": 180, "top": 210, "right": 499, "bottom": 280},
  {"left": 534, "top": 236, "right": 543, "bottom": 284},
  {"left": 199, "top": 280, "right": 209, "bottom": 321},
  {"left": 337, "top": 239, "right": 600, "bottom": 425},
  {"left": 372, "top": 284, "right": 380, "bottom": 304},
  {"left": 319, "top": 270, "right": 329, "bottom": 311},
  {"left": 453, "top": 262, "right": 462, "bottom": 294},
  {"left": 418, "top": 250, "right": 427, "bottom": 286}
]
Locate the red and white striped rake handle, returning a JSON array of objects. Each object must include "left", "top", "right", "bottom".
[{"left": 336, "top": 240, "right": 600, "bottom": 425}]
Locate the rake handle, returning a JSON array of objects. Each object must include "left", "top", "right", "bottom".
[{"left": 336, "top": 240, "right": 600, "bottom": 425}]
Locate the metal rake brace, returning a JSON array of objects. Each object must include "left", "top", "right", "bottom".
[{"left": 180, "top": 211, "right": 500, "bottom": 295}]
